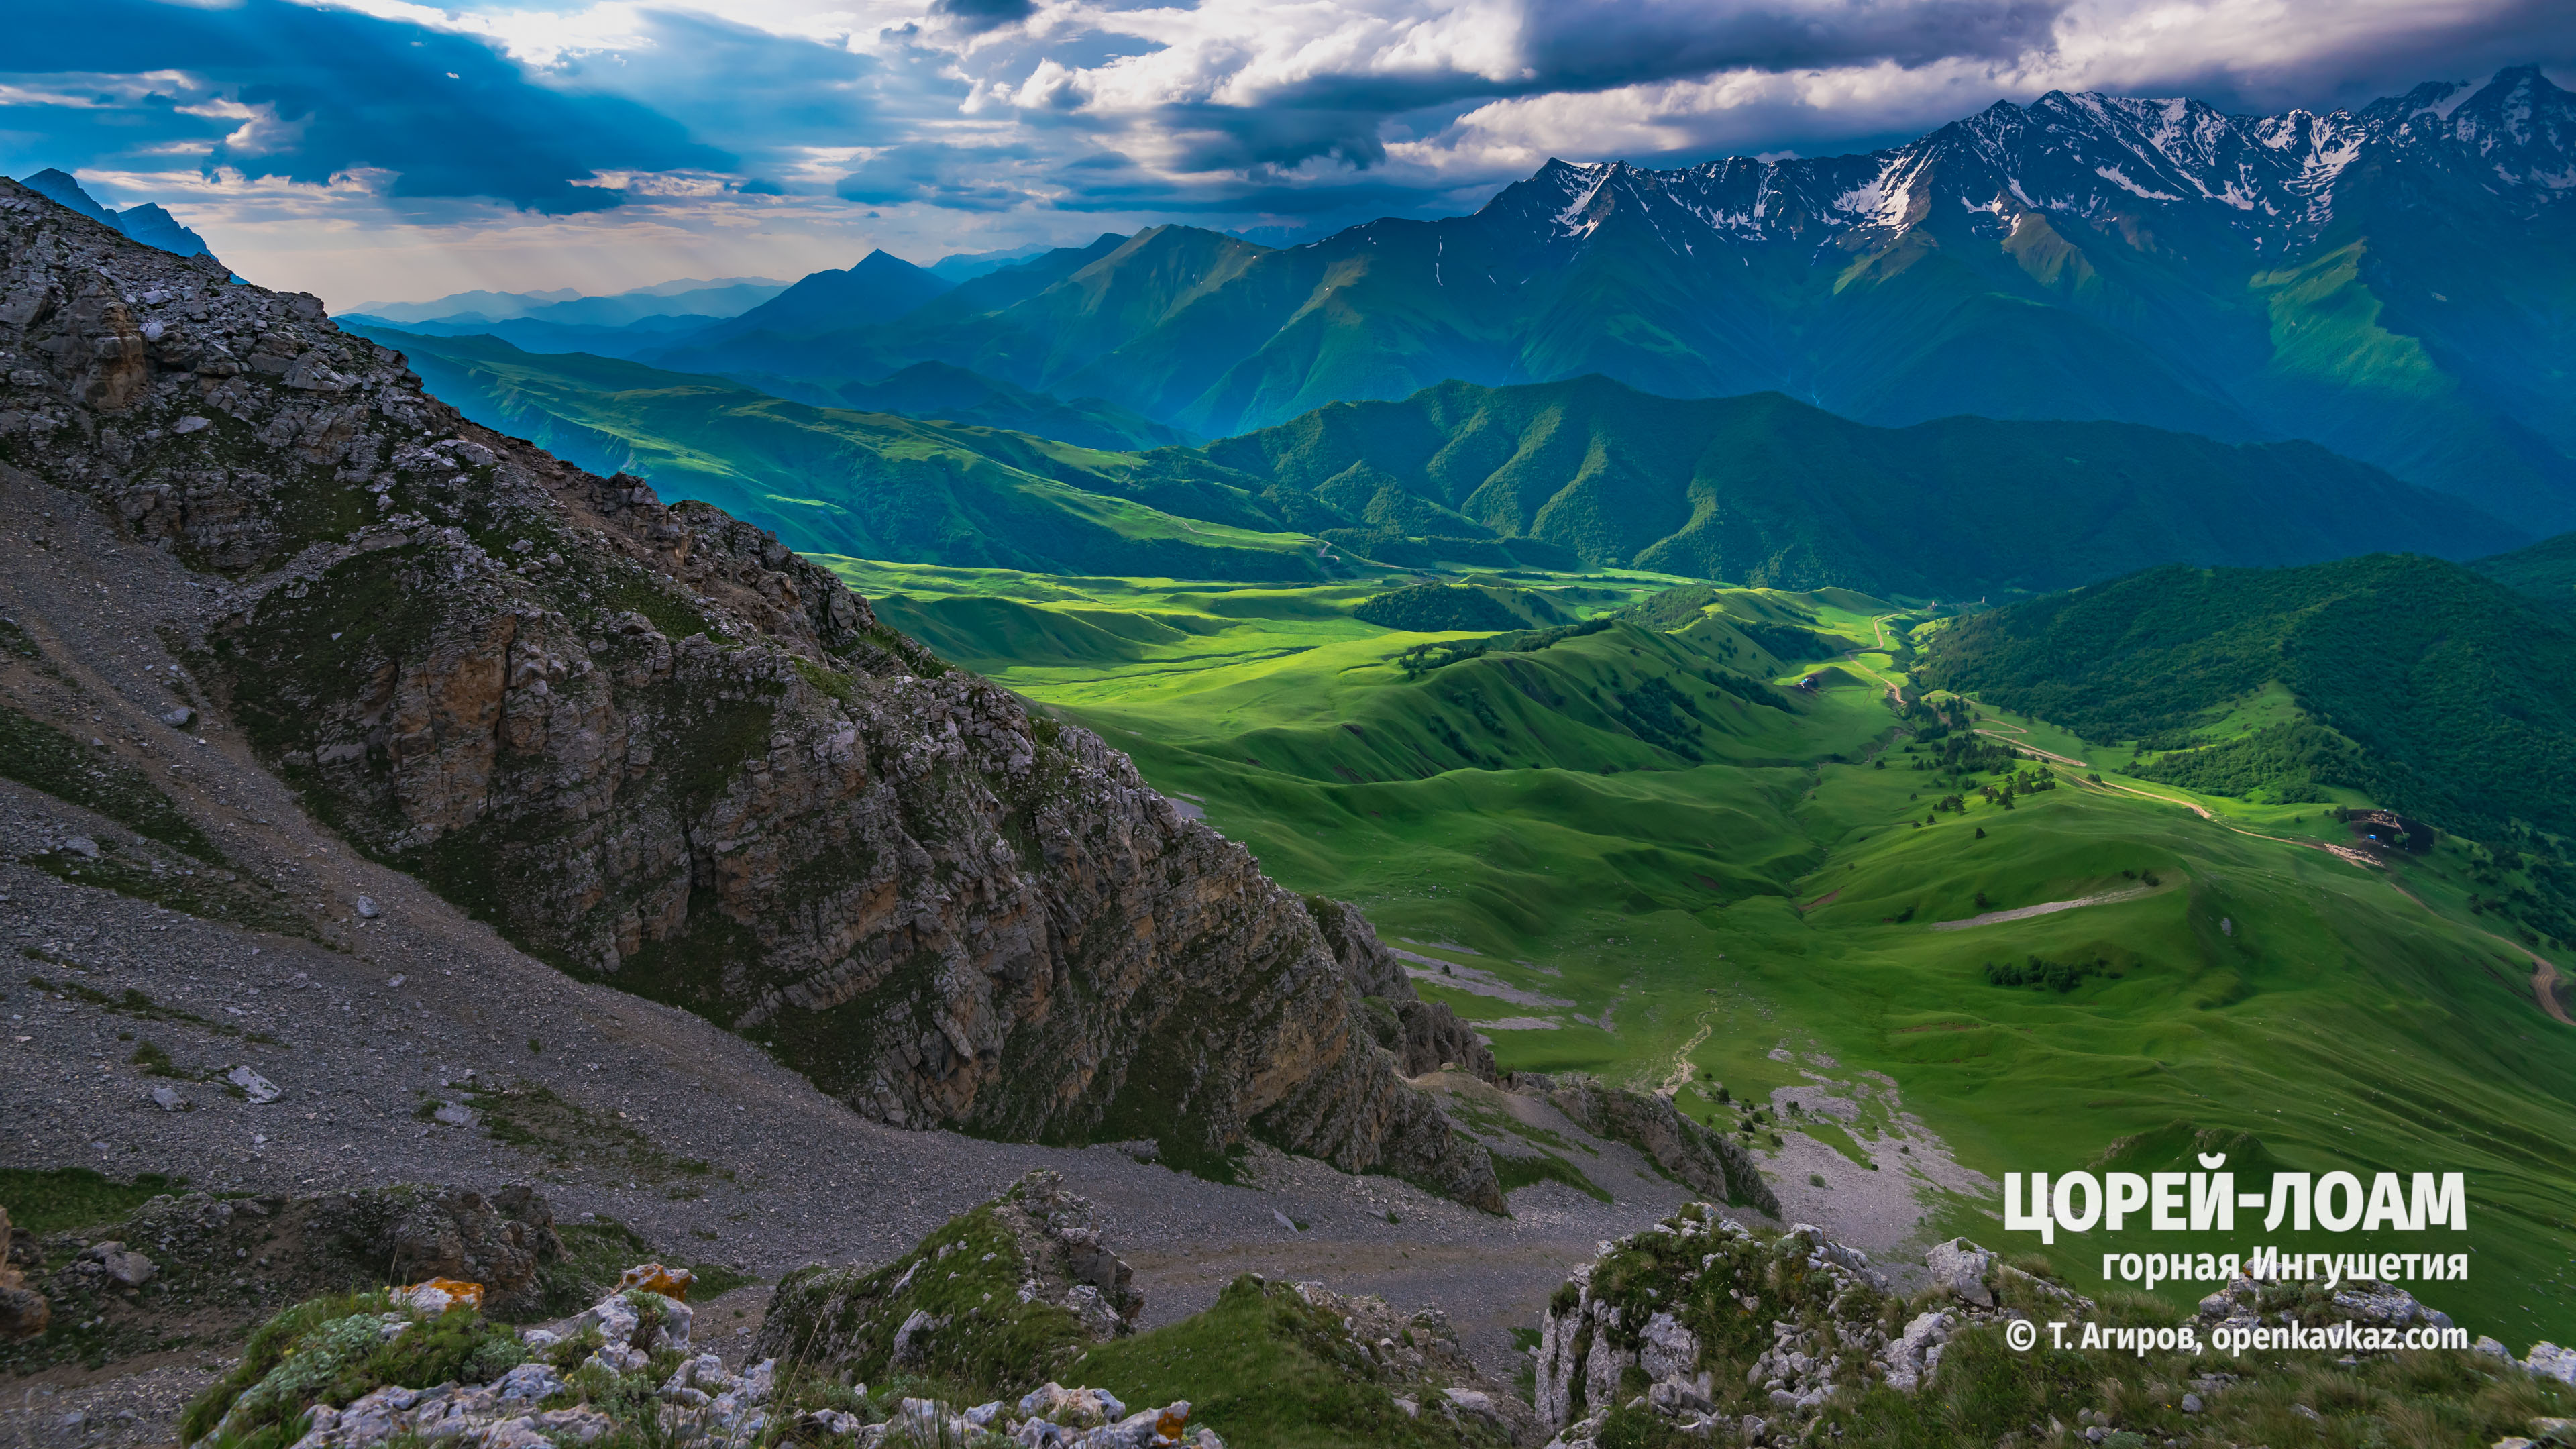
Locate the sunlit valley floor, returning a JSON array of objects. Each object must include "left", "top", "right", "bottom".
[{"left": 825, "top": 556, "right": 2576, "bottom": 1348}]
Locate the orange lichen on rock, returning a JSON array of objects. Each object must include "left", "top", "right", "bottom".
[
  {"left": 619, "top": 1263, "right": 696, "bottom": 1301},
  {"left": 396, "top": 1277, "right": 485, "bottom": 1313}
]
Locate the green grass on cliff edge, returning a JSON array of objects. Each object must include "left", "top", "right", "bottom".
[{"left": 822, "top": 556, "right": 2576, "bottom": 1353}]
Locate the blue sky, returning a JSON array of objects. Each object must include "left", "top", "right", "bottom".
[{"left": 5, "top": 0, "right": 2569, "bottom": 306}]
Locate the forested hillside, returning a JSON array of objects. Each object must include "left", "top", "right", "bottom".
[
  {"left": 1920, "top": 553, "right": 2576, "bottom": 854},
  {"left": 1203, "top": 378, "right": 2521, "bottom": 590},
  {"left": 2472, "top": 531, "right": 2576, "bottom": 610}
]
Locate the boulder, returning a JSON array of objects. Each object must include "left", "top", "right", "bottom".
[
  {"left": 303, "top": 1185, "right": 565, "bottom": 1313},
  {"left": 0, "top": 1205, "right": 47, "bottom": 1341},
  {"left": 755, "top": 1171, "right": 1142, "bottom": 1384},
  {"left": 617, "top": 1263, "right": 694, "bottom": 1301},
  {"left": 393, "top": 1278, "right": 483, "bottom": 1314},
  {"left": 1923, "top": 1237, "right": 1996, "bottom": 1307},
  {"left": 226, "top": 1065, "right": 282, "bottom": 1103}
]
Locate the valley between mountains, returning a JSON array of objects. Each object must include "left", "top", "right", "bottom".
[{"left": 6, "top": 60, "right": 2576, "bottom": 1449}]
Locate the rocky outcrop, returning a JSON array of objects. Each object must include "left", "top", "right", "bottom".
[
  {"left": 1536, "top": 1212, "right": 2084, "bottom": 1445},
  {"left": 0, "top": 1205, "right": 46, "bottom": 1341},
  {"left": 11, "top": 1185, "right": 567, "bottom": 1372},
  {"left": 1360, "top": 994, "right": 1501, "bottom": 1080},
  {"left": 1311, "top": 895, "right": 1503, "bottom": 1083},
  {"left": 1264, "top": 1277, "right": 1535, "bottom": 1446},
  {"left": 755, "top": 1171, "right": 1139, "bottom": 1384},
  {"left": 1536, "top": 1210, "right": 2556, "bottom": 1448},
  {"left": 1309, "top": 895, "right": 1407, "bottom": 997},
  {"left": 1536, "top": 1073, "right": 1776, "bottom": 1215},
  {"left": 180, "top": 1273, "right": 1139, "bottom": 1449},
  {"left": 0, "top": 178, "right": 1493, "bottom": 1205},
  {"left": 305, "top": 1187, "right": 566, "bottom": 1312}
]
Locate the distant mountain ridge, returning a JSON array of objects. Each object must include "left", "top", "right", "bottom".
[
  {"left": 1203, "top": 376, "right": 2523, "bottom": 592},
  {"left": 686, "top": 250, "right": 953, "bottom": 347},
  {"left": 352, "top": 277, "right": 786, "bottom": 325},
  {"left": 645, "top": 67, "right": 2576, "bottom": 535},
  {"left": 347, "top": 326, "right": 2523, "bottom": 598},
  {"left": 2470, "top": 531, "right": 2576, "bottom": 609},
  {"left": 13, "top": 169, "right": 214, "bottom": 260}
]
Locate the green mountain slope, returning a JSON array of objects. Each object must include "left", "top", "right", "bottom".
[
  {"left": 1203, "top": 376, "right": 2522, "bottom": 591},
  {"left": 2471, "top": 531, "right": 2576, "bottom": 610},
  {"left": 741, "top": 360, "right": 1195, "bottom": 453},
  {"left": 1918, "top": 553, "right": 2576, "bottom": 858},
  {"left": 361, "top": 331, "right": 2524, "bottom": 597},
  {"left": 820, "top": 558, "right": 2576, "bottom": 1345},
  {"left": 350, "top": 326, "right": 1324, "bottom": 580}
]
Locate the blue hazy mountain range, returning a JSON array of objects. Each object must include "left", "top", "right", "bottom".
[
  {"left": 15, "top": 168, "right": 214, "bottom": 260},
  {"left": 640, "top": 68, "right": 2576, "bottom": 537}
]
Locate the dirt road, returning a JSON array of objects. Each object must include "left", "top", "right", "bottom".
[
  {"left": 1929, "top": 883, "right": 2159, "bottom": 931},
  {"left": 1952, "top": 704, "right": 2569, "bottom": 1028},
  {"left": 2534, "top": 955, "right": 2574, "bottom": 1026},
  {"left": 1838, "top": 615, "right": 1911, "bottom": 707}
]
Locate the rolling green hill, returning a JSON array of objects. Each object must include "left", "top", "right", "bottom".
[
  {"left": 2471, "top": 531, "right": 2576, "bottom": 610},
  {"left": 816, "top": 556, "right": 2576, "bottom": 1348},
  {"left": 1917, "top": 555, "right": 2576, "bottom": 840},
  {"left": 361, "top": 331, "right": 2525, "bottom": 600},
  {"left": 1918, "top": 553, "right": 2576, "bottom": 945},
  {"left": 1203, "top": 377, "right": 2522, "bottom": 591},
  {"left": 348, "top": 326, "right": 1326, "bottom": 580}
]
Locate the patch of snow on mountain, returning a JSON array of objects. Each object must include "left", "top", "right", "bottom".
[
  {"left": 2418, "top": 79, "right": 2479, "bottom": 121},
  {"left": 2094, "top": 164, "right": 2183, "bottom": 201}
]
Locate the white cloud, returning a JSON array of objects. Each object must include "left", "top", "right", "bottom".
[{"left": 17, "top": 0, "right": 2566, "bottom": 295}]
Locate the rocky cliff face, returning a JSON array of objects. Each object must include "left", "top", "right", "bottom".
[
  {"left": 0, "top": 178, "right": 1496, "bottom": 1208},
  {"left": 1310, "top": 893, "right": 1503, "bottom": 1082},
  {"left": 1537, "top": 1074, "right": 1777, "bottom": 1216}
]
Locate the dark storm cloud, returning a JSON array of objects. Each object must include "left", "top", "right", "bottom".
[
  {"left": 1513, "top": 0, "right": 2070, "bottom": 93},
  {"left": 5, "top": 0, "right": 2572, "bottom": 253},
  {"left": 2, "top": 0, "right": 729, "bottom": 213},
  {"left": 836, "top": 142, "right": 1039, "bottom": 211},
  {"left": 930, "top": 0, "right": 1042, "bottom": 34}
]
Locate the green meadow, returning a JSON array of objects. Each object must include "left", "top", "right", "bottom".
[{"left": 818, "top": 557, "right": 2576, "bottom": 1349}]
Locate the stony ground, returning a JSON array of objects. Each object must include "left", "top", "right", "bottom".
[
  {"left": 0, "top": 462, "right": 1720, "bottom": 1448},
  {"left": 0, "top": 461, "right": 1988, "bottom": 1449}
]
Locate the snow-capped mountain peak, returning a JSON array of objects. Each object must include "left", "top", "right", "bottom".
[{"left": 1481, "top": 65, "right": 2575, "bottom": 254}]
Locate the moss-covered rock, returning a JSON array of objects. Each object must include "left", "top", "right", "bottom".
[
  {"left": 1538, "top": 1208, "right": 2576, "bottom": 1449},
  {"left": 752, "top": 1171, "right": 1134, "bottom": 1403}
]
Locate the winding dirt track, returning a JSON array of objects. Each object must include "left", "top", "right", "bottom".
[
  {"left": 1657, "top": 1008, "right": 1717, "bottom": 1097},
  {"left": 2381, "top": 878, "right": 2576, "bottom": 1028},
  {"left": 1966, "top": 722, "right": 2568, "bottom": 1025},
  {"left": 1835, "top": 614, "right": 1910, "bottom": 708},
  {"left": 1845, "top": 639, "right": 2565, "bottom": 1028},
  {"left": 2533, "top": 956, "right": 2575, "bottom": 1026}
]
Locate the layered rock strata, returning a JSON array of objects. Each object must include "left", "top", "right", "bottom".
[
  {"left": 0, "top": 178, "right": 1494, "bottom": 1206},
  {"left": 1532, "top": 1073, "right": 1777, "bottom": 1215}
]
